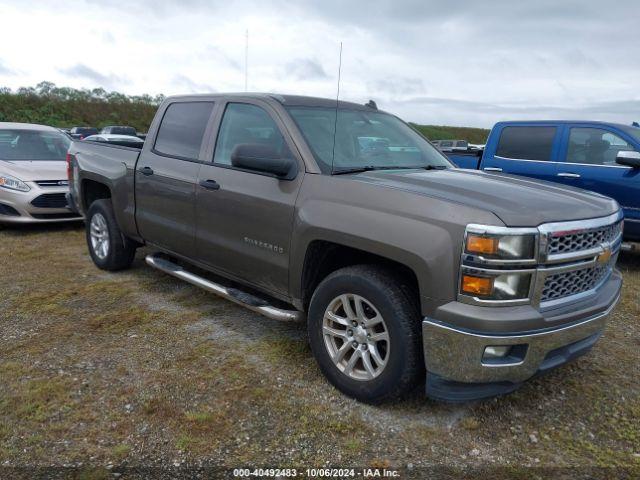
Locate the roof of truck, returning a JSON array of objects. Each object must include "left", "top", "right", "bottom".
[
  {"left": 496, "top": 120, "right": 638, "bottom": 130},
  {"left": 165, "top": 93, "right": 380, "bottom": 111}
]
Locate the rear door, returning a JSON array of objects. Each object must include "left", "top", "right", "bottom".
[
  {"left": 135, "top": 101, "right": 216, "bottom": 256},
  {"left": 555, "top": 124, "right": 640, "bottom": 238},
  {"left": 195, "top": 99, "right": 304, "bottom": 296},
  {"left": 481, "top": 124, "right": 561, "bottom": 182}
]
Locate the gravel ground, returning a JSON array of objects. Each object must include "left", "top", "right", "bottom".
[{"left": 0, "top": 223, "right": 638, "bottom": 479}]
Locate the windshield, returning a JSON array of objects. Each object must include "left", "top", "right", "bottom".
[
  {"left": 109, "top": 127, "right": 136, "bottom": 135},
  {"left": 286, "top": 107, "right": 452, "bottom": 173},
  {"left": 621, "top": 125, "right": 640, "bottom": 144},
  {"left": 0, "top": 129, "right": 71, "bottom": 161}
]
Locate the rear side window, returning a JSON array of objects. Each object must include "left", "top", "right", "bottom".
[
  {"left": 154, "top": 102, "right": 215, "bottom": 160},
  {"left": 496, "top": 126, "right": 557, "bottom": 161}
]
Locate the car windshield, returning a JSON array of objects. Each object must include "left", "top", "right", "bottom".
[
  {"left": 286, "top": 107, "right": 452, "bottom": 174},
  {"left": 0, "top": 129, "right": 71, "bottom": 161},
  {"left": 109, "top": 127, "right": 136, "bottom": 135}
]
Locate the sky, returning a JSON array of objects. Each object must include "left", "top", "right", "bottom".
[{"left": 0, "top": 0, "right": 638, "bottom": 127}]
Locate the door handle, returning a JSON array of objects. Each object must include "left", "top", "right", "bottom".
[
  {"left": 483, "top": 167, "right": 503, "bottom": 172},
  {"left": 199, "top": 179, "right": 221, "bottom": 191},
  {"left": 557, "top": 173, "right": 581, "bottom": 178},
  {"left": 140, "top": 166, "right": 154, "bottom": 176}
]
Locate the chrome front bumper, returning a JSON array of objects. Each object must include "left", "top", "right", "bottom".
[{"left": 423, "top": 291, "right": 620, "bottom": 385}]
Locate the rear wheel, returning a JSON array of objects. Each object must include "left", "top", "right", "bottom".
[
  {"left": 308, "top": 265, "right": 423, "bottom": 403},
  {"left": 86, "top": 199, "right": 136, "bottom": 271}
]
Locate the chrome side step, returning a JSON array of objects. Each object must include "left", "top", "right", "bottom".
[{"left": 145, "top": 253, "right": 302, "bottom": 322}]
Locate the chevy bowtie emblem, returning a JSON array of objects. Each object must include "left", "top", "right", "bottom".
[{"left": 597, "top": 243, "right": 613, "bottom": 264}]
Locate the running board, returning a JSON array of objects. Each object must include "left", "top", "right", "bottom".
[{"left": 145, "top": 253, "right": 302, "bottom": 322}]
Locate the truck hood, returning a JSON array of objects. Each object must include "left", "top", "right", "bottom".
[
  {"left": 352, "top": 168, "right": 619, "bottom": 227},
  {"left": 0, "top": 160, "right": 68, "bottom": 181}
]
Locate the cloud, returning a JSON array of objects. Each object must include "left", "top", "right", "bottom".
[
  {"left": 1, "top": 0, "right": 639, "bottom": 127},
  {"left": 58, "top": 63, "right": 127, "bottom": 89},
  {"left": 284, "top": 58, "right": 329, "bottom": 81},
  {"left": 367, "top": 77, "right": 426, "bottom": 96},
  {"left": 200, "top": 45, "right": 242, "bottom": 71},
  {"left": 0, "top": 59, "right": 16, "bottom": 76},
  {"left": 171, "top": 74, "right": 217, "bottom": 94}
]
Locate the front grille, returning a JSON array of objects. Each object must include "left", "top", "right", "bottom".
[
  {"left": 541, "top": 259, "right": 614, "bottom": 302},
  {"left": 30, "top": 193, "right": 68, "bottom": 209},
  {"left": 35, "top": 180, "right": 69, "bottom": 187},
  {"left": 548, "top": 221, "right": 622, "bottom": 255}
]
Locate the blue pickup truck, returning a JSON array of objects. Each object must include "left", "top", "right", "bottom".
[{"left": 448, "top": 121, "right": 640, "bottom": 245}]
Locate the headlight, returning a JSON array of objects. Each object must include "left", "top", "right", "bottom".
[
  {"left": 461, "top": 271, "right": 532, "bottom": 301},
  {"left": 0, "top": 174, "right": 30, "bottom": 192},
  {"left": 465, "top": 229, "right": 536, "bottom": 261},
  {"left": 460, "top": 224, "right": 538, "bottom": 304}
]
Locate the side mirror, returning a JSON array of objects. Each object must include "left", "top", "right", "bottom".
[
  {"left": 616, "top": 150, "right": 640, "bottom": 168},
  {"left": 231, "top": 144, "right": 296, "bottom": 179}
]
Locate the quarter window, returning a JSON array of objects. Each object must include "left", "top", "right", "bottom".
[
  {"left": 154, "top": 102, "right": 215, "bottom": 160},
  {"left": 214, "top": 103, "right": 287, "bottom": 166},
  {"left": 496, "top": 126, "right": 557, "bottom": 161},
  {"left": 566, "top": 127, "right": 635, "bottom": 166}
]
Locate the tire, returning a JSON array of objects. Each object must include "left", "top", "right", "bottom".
[
  {"left": 308, "top": 264, "right": 423, "bottom": 403},
  {"left": 85, "top": 199, "right": 137, "bottom": 271}
]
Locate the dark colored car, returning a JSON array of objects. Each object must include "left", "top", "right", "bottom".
[
  {"left": 100, "top": 126, "right": 138, "bottom": 137},
  {"left": 69, "top": 127, "right": 99, "bottom": 140}
]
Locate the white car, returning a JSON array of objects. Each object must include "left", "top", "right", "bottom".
[{"left": 0, "top": 122, "right": 82, "bottom": 224}]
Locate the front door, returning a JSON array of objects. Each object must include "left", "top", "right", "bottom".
[
  {"left": 195, "top": 100, "right": 303, "bottom": 295},
  {"left": 555, "top": 125, "right": 640, "bottom": 239},
  {"left": 135, "top": 101, "right": 216, "bottom": 255}
]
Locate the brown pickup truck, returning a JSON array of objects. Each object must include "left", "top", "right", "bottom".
[{"left": 67, "top": 94, "right": 623, "bottom": 403}]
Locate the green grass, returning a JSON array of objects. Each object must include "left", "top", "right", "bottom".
[{"left": 411, "top": 123, "right": 490, "bottom": 144}]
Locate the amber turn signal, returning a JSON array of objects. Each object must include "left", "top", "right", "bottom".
[
  {"left": 461, "top": 275, "right": 494, "bottom": 296},
  {"left": 466, "top": 235, "right": 499, "bottom": 255}
]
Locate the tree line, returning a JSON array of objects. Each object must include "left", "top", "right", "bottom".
[
  {"left": 0, "top": 82, "right": 164, "bottom": 133},
  {"left": 0, "top": 81, "right": 490, "bottom": 142}
]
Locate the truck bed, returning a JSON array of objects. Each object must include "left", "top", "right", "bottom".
[
  {"left": 444, "top": 149, "right": 483, "bottom": 169},
  {"left": 68, "top": 139, "right": 142, "bottom": 239}
]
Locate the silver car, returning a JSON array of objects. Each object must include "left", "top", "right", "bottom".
[{"left": 0, "top": 122, "right": 82, "bottom": 224}]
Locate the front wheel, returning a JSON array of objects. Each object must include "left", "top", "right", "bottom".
[
  {"left": 86, "top": 199, "right": 137, "bottom": 271},
  {"left": 308, "top": 265, "right": 423, "bottom": 403}
]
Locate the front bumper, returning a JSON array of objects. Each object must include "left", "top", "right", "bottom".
[
  {"left": 0, "top": 185, "right": 83, "bottom": 224},
  {"left": 423, "top": 271, "right": 622, "bottom": 401}
]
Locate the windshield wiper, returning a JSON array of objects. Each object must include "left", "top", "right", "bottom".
[
  {"left": 332, "top": 165, "right": 448, "bottom": 175},
  {"left": 422, "top": 165, "right": 449, "bottom": 170}
]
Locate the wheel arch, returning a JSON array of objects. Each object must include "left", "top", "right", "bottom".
[{"left": 297, "top": 239, "right": 423, "bottom": 314}]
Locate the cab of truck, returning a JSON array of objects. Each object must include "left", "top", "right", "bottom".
[{"left": 449, "top": 121, "right": 640, "bottom": 243}]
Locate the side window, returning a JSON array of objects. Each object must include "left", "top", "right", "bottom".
[
  {"left": 496, "top": 126, "right": 557, "bottom": 161},
  {"left": 154, "top": 102, "right": 215, "bottom": 160},
  {"left": 567, "top": 128, "right": 635, "bottom": 166},
  {"left": 213, "top": 103, "right": 287, "bottom": 166}
]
